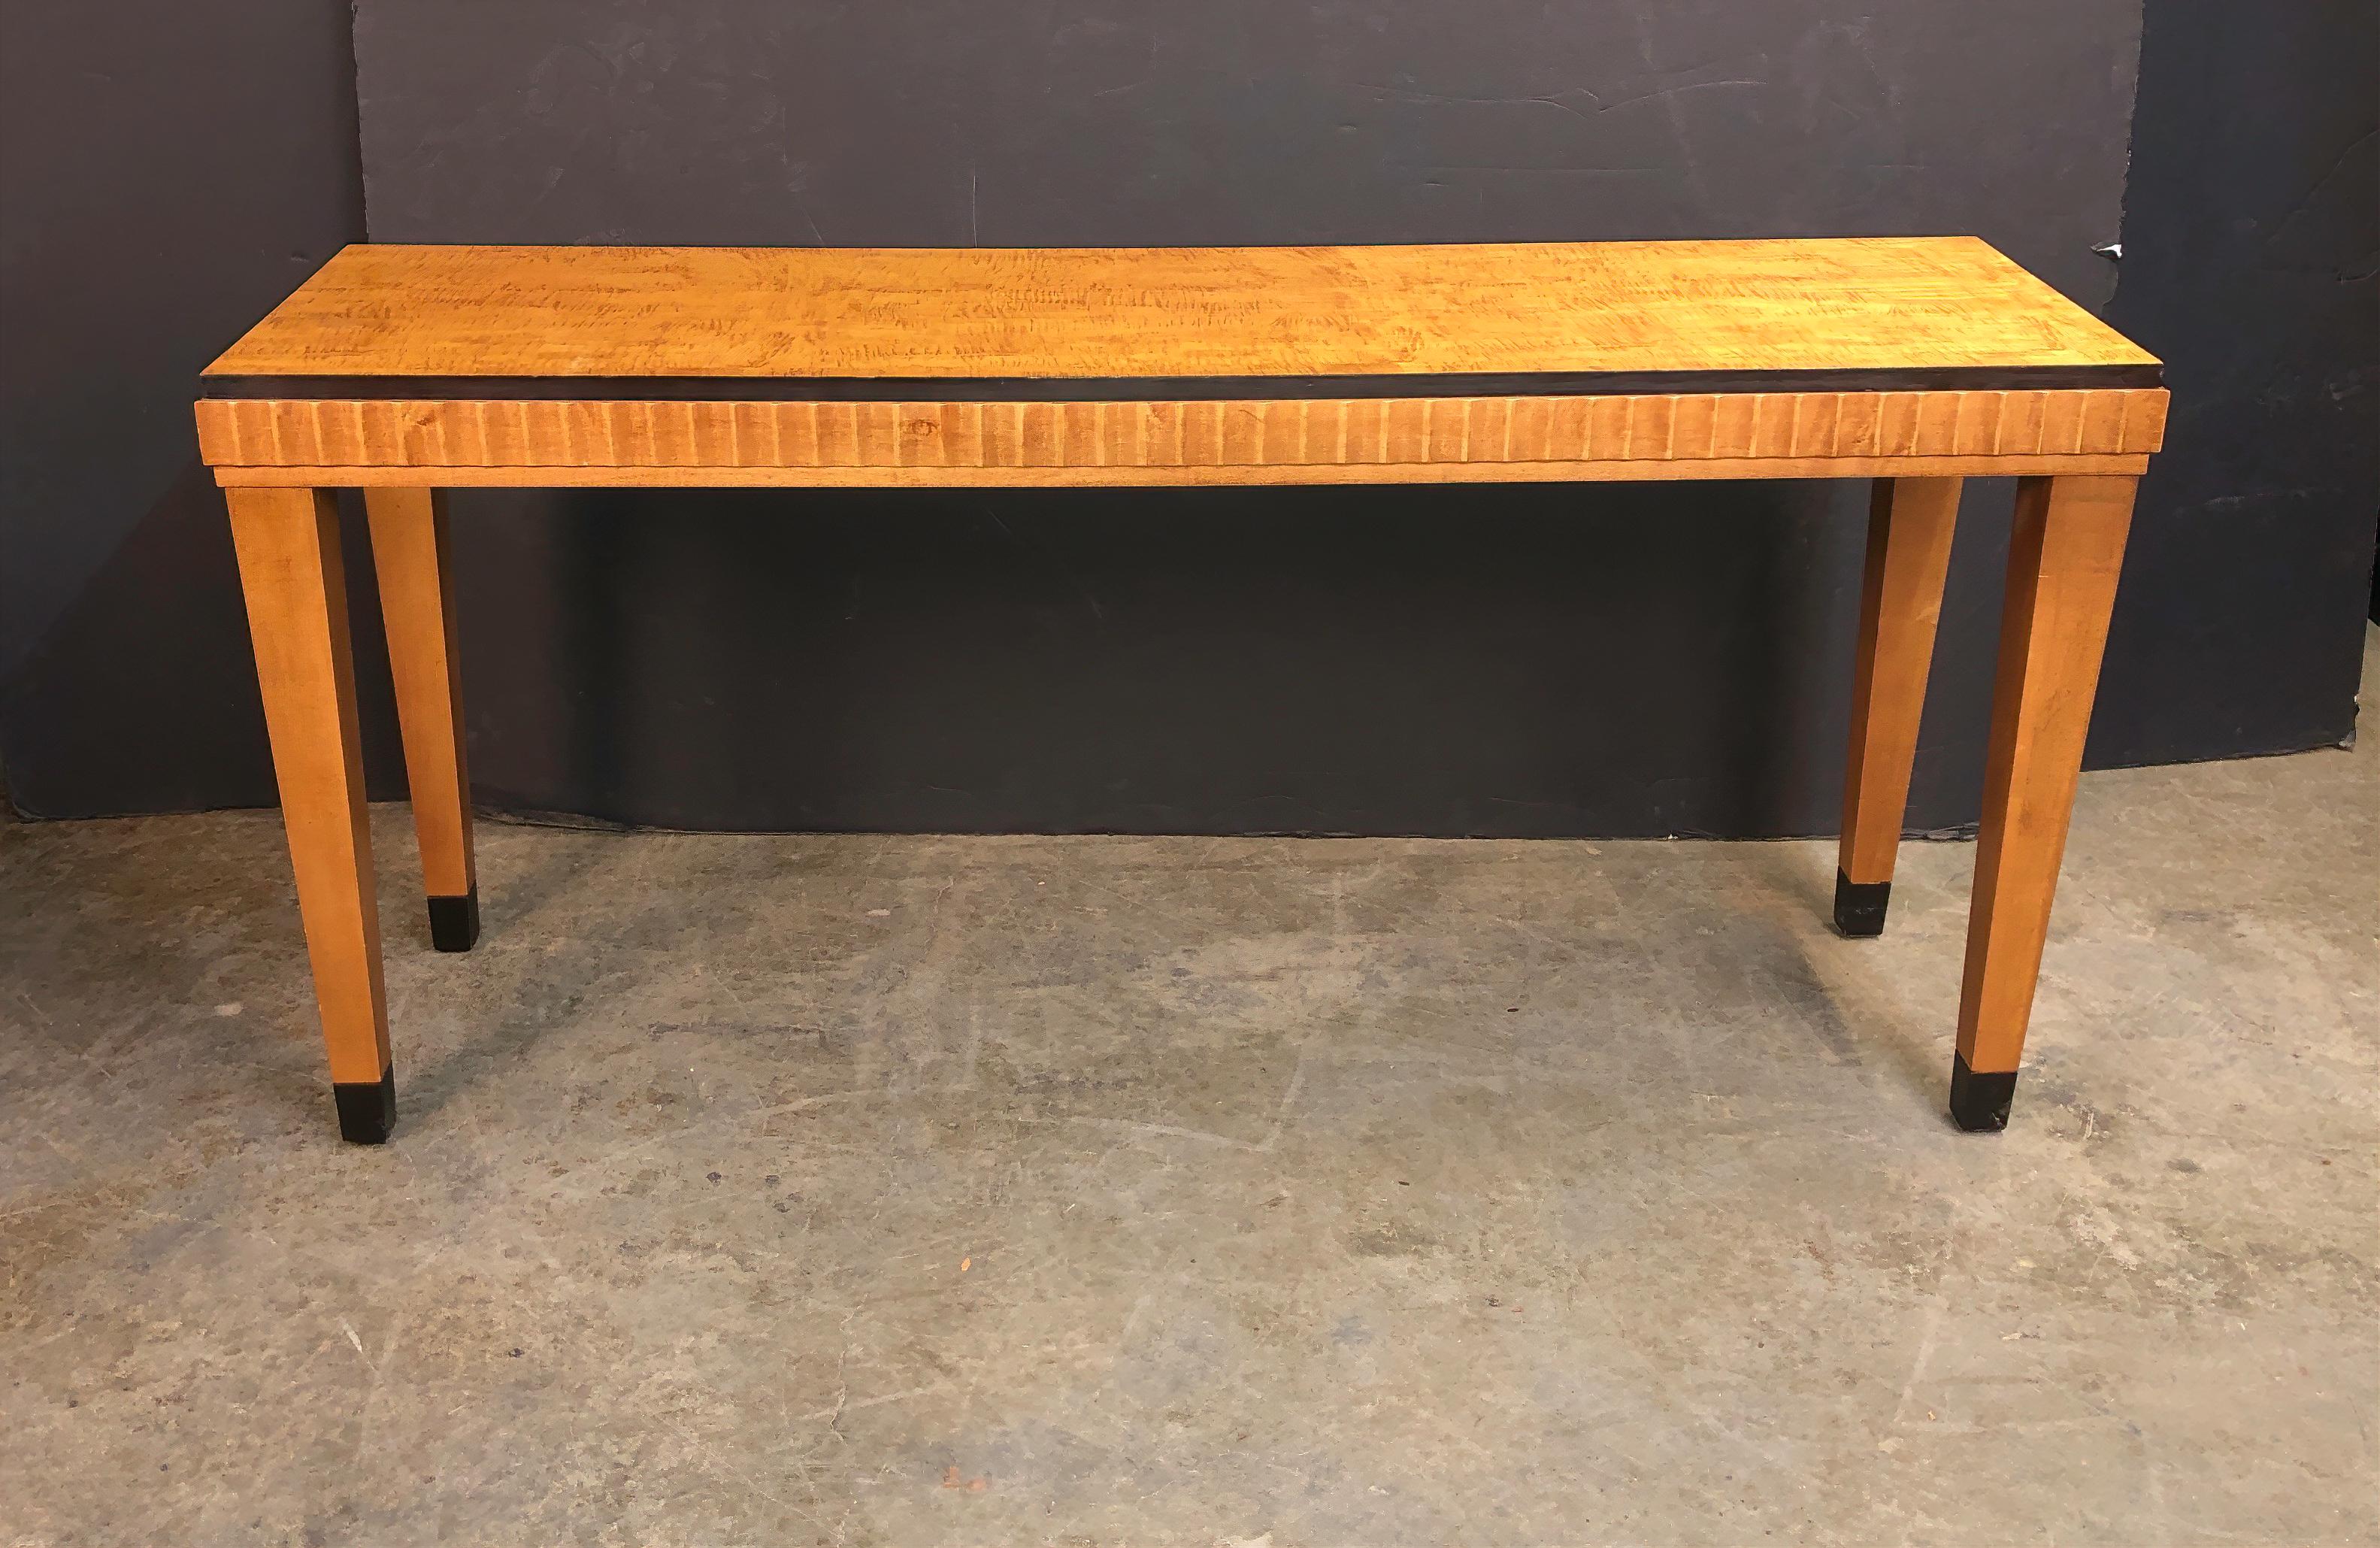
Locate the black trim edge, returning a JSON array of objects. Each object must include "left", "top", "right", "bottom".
[
  {"left": 428, "top": 886, "right": 480, "bottom": 953},
  {"left": 200, "top": 362, "right": 2167, "bottom": 404},
  {"left": 333, "top": 1065, "right": 396, "bottom": 1144},
  {"left": 1833, "top": 871, "right": 1892, "bottom": 938},
  {"left": 1949, "top": 1053, "right": 2017, "bottom": 1133}
]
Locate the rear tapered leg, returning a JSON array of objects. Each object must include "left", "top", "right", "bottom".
[
  {"left": 227, "top": 487, "right": 395, "bottom": 1142},
  {"left": 1835, "top": 477, "right": 1963, "bottom": 936},
  {"left": 1952, "top": 474, "right": 2137, "bottom": 1131},
  {"left": 365, "top": 488, "right": 480, "bottom": 951}
]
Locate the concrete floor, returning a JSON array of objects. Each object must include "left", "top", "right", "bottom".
[{"left": 5, "top": 641, "right": 2375, "bottom": 1547}]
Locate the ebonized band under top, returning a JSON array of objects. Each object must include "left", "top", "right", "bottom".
[{"left": 201, "top": 362, "right": 2165, "bottom": 404}]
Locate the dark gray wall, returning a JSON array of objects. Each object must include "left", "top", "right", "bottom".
[
  {"left": 2093, "top": 0, "right": 2378, "bottom": 767},
  {"left": 6, "top": 1, "right": 2366, "bottom": 833},
  {"left": 348, "top": 0, "right": 2145, "bottom": 835},
  {"left": 0, "top": 0, "right": 404, "bottom": 816}
]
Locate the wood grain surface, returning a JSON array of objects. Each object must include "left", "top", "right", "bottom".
[
  {"left": 201, "top": 239, "right": 2160, "bottom": 389},
  {"left": 203, "top": 241, "right": 2170, "bottom": 1140},
  {"left": 223, "top": 487, "right": 391, "bottom": 1087},
  {"left": 1840, "top": 477, "right": 1964, "bottom": 889},
  {"left": 198, "top": 388, "right": 2167, "bottom": 474},
  {"left": 1958, "top": 474, "right": 2139, "bottom": 1075},
  {"left": 363, "top": 487, "right": 476, "bottom": 905}
]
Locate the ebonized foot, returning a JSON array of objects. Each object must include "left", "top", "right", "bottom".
[
  {"left": 1833, "top": 870, "right": 1891, "bottom": 938},
  {"left": 333, "top": 1064, "right": 396, "bottom": 1144},
  {"left": 428, "top": 886, "right": 480, "bottom": 953},
  {"left": 1949, "top": 1053, "right": 2017, "bottom": 1132}
]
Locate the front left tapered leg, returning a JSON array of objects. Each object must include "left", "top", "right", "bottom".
[
  {"left": 226, "top": 486, "right": 395, "bottom": 1143},
  {"left": 1952, "top": 474, "right": 2137, "bottom": 1131},
  {"left": 365, "top": 488, "right": 480, "bottom": 951}
]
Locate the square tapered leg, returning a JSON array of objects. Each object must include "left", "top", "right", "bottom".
[
  {"left": 1836, "top": 477, "right": 1963, "bottom": 938},
  {"left": 227, "top": 486, "right": 395, "bottom": 1143},
  {"left": 1952, "top": 474, "right": 2136, "bottom": 1130},
  {"left": 365, "top": 487, "right": 480, "bottom": 953}
]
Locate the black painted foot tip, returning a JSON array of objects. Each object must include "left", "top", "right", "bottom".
[
  {"left": 334, "top": 1065, "right": 396, "bottom": 1144},
  {"left": 428, "top": 886, "right": 480, "bottom": 953},
  {"left": 1833, "top": 870, "right": 1891, "bottom": 938},
  {"left": 1949, "top": 1053, "right": 2017, "bottom": 1133}
]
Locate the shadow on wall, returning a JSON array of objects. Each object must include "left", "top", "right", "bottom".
[
  {"left": 2092, "top": 0, "right": 2378, "bottom": 763},
  {"left": 5, "top": 460, "right": 2012, "bottom": 839},
  {"left": 0, "top": 0, "right": 371, "bottom": 816},
  {"left": 441, "top": 476, "right": 1929, "bottom": 838},
  {"left": 0, "top": 465, "right": 404, "bottom": 819}
]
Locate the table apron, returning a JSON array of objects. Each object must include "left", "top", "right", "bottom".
[{"left": 197, "top": 388, "right": 2167, "bottom": 485}]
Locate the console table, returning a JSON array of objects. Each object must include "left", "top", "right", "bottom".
[{"left": 195, "top": 238, "right": 2165, "bottom": 1142}]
